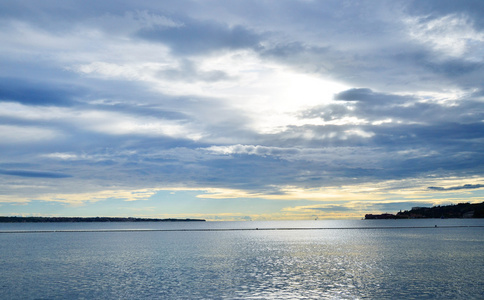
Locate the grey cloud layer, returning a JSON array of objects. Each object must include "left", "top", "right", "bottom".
[
  {"left": 428, "top": 184, "right": 484, "bottom": 191},
  {"left": 0, "top": 0, "right": 483, "bottom": 198},
  {"left": 0, "top": 169, "right": 71, "bottom": 178},
  {"left": 136, "top": 19, "right": 262, "bottom": 55}
]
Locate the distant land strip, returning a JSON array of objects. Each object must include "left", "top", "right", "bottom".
[
  {"left": 365, "top": 202, "right": 484, "bottom": 219},
  {"left": 0, "top": 216, "right": 205, "bottom": 223},
  {"left": 1, "top": 225, "right": 483, "bottom": 234}
]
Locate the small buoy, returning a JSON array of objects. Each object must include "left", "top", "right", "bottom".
[{"left": 435, "top": 225, "right": 437, "bottom": 227}]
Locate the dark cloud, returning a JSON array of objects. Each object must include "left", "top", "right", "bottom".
[
  {"left": 425, "top": 60, "right": 483, "bottom": 78},
  {"left": 0, "top": 169, "right": 72, "bottom": 178},
  {"left": 334, "top": 88, "right": 373, "bottom": 101},
  {"left": 334, "top": 88, "right": 412, "bottom": 104},
  {"left": 396, "top": 51, "right": 484, "bottom": 88},
  {"left": 361, "top": 101, "right": 483, "bottom": 124},
  {"left": 370, "top": 122, "right": 484, "bottom": 147},
  {"left": 0, "top": 78, "right": 83, "bottom": 106},
  {"left": 260, "top": 34, "right": 483, "bottom": 94},
  {"left": 136, "top": 19, "right": 262, "bottom": 55},
  {"left": 302, "top": 86, "right": 484, "bottom": 129},
  {"left": 471, "top": 89, "right": 484, "bottom": 97},
  {"left": 428, "top": 184, "right": 484, "bottom": 191}
]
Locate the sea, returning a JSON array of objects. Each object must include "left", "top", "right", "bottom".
[{"left": 0, "top": 219, "right": 483, "bottom": 299}]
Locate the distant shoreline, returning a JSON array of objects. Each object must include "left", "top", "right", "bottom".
[
  {"left": 0, "top": 216, "right": 206, "bottom": 223},
  {"left": 365, "top": 202, "right": 484, "bottom": 219}
]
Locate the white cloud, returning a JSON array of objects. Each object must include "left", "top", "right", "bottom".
[
  {"left": 0, "top": 103, "right": 203, "bottom": 140},
  {"left": 0, "top": 188, "right": 159, "bottom": 205},
  {"left": 73, "top": 49, "right": 350, "bottom": 135},
  {"left": 204, "top": 144, "right": 299, "bottom": 156},
  {"left": 404, "top": 14, "right": 484, "bottom": 61},
  {"left": 42, "top": 153, "right": 79, "bottom": 160},
  {"left": 0, "top": 125, "right": 61, "bottom": 143},
  {"left": 96, "top": 118, "right": 203, "bottom": 140},
  {"left": 75, "top": 61, "right": 166, "bottom": 81}
]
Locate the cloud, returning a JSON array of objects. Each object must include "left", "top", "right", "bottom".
[
  {"left": 136, "top": 18, "right": 262, "bottom": 55},
  {"left": 1, "top": 1, "right": 484, "bottom": 219},
  {"left": 306, "top": 205, "right": 352, "bottom": 212},
  {"left": 404, "top": 13, "right": 484, "bottom": 60},
  {"left": 333, "top": 88, "right": 412, "bottom": 104},
  {"left": 428, "top": 184, "right": 484, "bottom": 191},
  {"left": 157, "top": 59, "right": 234, "bottom": 83},
  {"left": 256, "top": 5, "right": 484, "bottom": 93},
  {"left": 299, "top": 104, "right": 351, "bottom": 122},
  {"left": 0, "top": 124, "right": 62, "bottom": 144},
  {"left": 0, "top": 169, "right": 71, "bottom": 178},
  {"left": 301, "top": 87, "right": 484, "bottom": 136},
  {"left": 406, "top": 1, "right": 484, "bottom": 31},
  {"left": 0, "top": 77, "right": 83, "bottom": 106},
  {"left": 203, "top": 144, "right": 300, "bottom": 157}
]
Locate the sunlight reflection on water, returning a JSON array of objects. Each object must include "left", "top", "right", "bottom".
[{"left": 0, "top": 220, "right": 483, "bottom": 299}]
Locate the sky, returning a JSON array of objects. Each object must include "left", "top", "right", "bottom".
[{"left": 1, "top": 0, "right": 484, "bottom": 220}]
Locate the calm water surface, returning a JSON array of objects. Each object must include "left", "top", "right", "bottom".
[{"left": 0, "top": 219, "right": 483, "bottom": 299}]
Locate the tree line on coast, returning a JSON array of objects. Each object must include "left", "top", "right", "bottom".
[
  {"left": 0, "top": 216, "right": 206, "bottom": 223},
  {"left": 365, "top": 202, "right": 484, "bottom": 219}
]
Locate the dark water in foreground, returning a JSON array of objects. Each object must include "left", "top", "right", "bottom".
[{"left": 0, "top": 219, "right": 483, "bottom": 299}]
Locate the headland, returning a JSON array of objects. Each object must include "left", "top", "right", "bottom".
[{"left": 365, "top": 202, "right": 484, "bottom": 219}]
